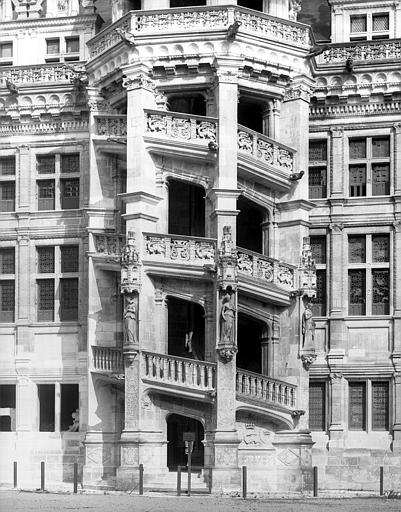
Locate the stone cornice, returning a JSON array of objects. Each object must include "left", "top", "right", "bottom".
[{"left": 0, "top": 14, "right": 98, "bottom": 32}]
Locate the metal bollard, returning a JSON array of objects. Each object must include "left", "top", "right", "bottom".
[
  {"left": 13, "top": 461, "right": 17, "bottom": 489},
  {"left": 208, "top": 467, "right": 212, "bottom": 494},
  {"left": 73, "top": 462, "right": 78, "bottom": 494},
  {"left": 187, "top": 462, "right": 192, "bottom": 497},
  {"left": 380, "top": 466, "right": 384, "bottom": 496},
  {"left": 139, "top": 464, "right": 144, "bottom": 495},
  {"left": 41, "top": 461, "right": 45, "bottom": 491},
  {"left": 242, "top": 466, "right": 247, "bottom": 499},
  {"left": 177, "top": 466, "right": 182, "bottom": 496},
  {"left": 313, "top": 466, "right": 318, "bottom": 497}
]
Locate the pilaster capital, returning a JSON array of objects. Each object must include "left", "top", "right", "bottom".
[
  {"left": 393, "top": 122, "right": 401, "bottom": 133},
  {"left": 283, "top": 84, "right": 311, "bottom": 103},
  {"left": 122, "top": 73, "right": 156, "bottom": 92},
  {"left": 213, "top": 56, "right": 242, "bottom": 85},
  {"left": 330, "top": 126, "right": 344, "bottom": 138},
  {"left": 393, "top": 221, "right": 401, "bottom": 233},
  {"left": 330, "top": 372, "right": 343, "bottom": 382},
  {"left": 329, "top": 223, "right": 344, "bottom": 233}
]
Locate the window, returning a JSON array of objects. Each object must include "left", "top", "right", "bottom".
[
  {"left": 348, "top": 380, "right": 389, "bottom": 431},
  {"left": 36, "top": 245, "right": 79, "bottom": 322},
  {"left": 65, "top": 37, "right": 79, "bottom": 54},
  {"left": 0, "top": 156, "right": 16, "bottom": 212},
  {"left": 36, "top": 153, "right": 80, "bottom": 210},
  {"left": 0, "top": 42, "right": 13, "bottom": 66},
  {"left": 0, "top": 385, "right": 16, "bottom": 432},
  {"left": 310, "top": 236, "right": 327, "bottom": 316},
  {"left": 38, "top": 383, "right": 79, "bottom": 432},
  {"left": 0, "top": 157, "right": 15, "bottom": 176},
  {"left": 349, "top": 136, "right": 390, "bottom": 197},
  {"left": 46, "top": 38, "right": 60, "bottom": 55},
  {"left": 309, "top": 381, "right": 326, "bottom": 431},
  {"left": 348, "top": 234, "right": 390, "bottom": 316},
  {"left": 350, "top": 13, "right": 389, "bottom": 41},
  {"left": 46, "top": 36, "right": 80, "bottom": 63},
  {"left": 309, "top": 140, "right": 327, "bottom": 199},
  {"left": 0, "top": 247, "right": 15, "bottom": 322}
]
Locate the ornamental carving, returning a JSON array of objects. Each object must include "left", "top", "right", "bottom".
[
  {"left": 217, "top": 346, "right": 237, "bottom": 364},
  {"left": 170, "top": 239, "right": 190, "bottom": 260},
  {"left": 121, "top": 231, "right": 141, "bottom": 294},
  {"left": 146, "top": 112, "right": 217, "bottom": 143},
  {"left": 122, "top": 73, "right": 156, "bottom": 92},
  {"left": 284, "top": 85, "right": 311, "bottom": 103},
  {"left": 298, "top": 236, "right": 317, "bottom": 298},
  {"left": 301, "top": 353, "right": 316, "bottom": 370},
  {"left": 217, "top": 226, "right": 237, "bottom": 289},
  {"left": 320, "top": 40, "right": 401, "bottom": 64},
  {"left": 145, "top": 236, "right": 167, "bottom": 256}
]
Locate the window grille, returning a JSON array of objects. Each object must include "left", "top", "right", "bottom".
[
  {"left": 61, "top": 179, "right": 79, "bottom": 209},
  {"left": 373, "top": 14, "right": 389, "bottom": 32},
  {"left": 372, "top": 382, "right": 389, "bottom": 430},
  {"left": 0, "top": 157, "right": 15, "bottom": 176},
  {"left": 349, "top": 139, "right": 366, "bottom": 159},
  {"left": 61, "top": 154, "right": 80, "bottom": 174},
  {"left": 309, "top": 382, "right": 326, "bottom": 431},
  {"left": 349, "top": 382, "right": 366, "bottom": 430},
  {"left": 0, "top": 248, "right": 15, "bottom": 274},
  {"left": 60, "top": 278, "right": 78, "bottom": 321},
  {"left": 37, "top": 247, "right": 55, "bottom": 273},
  {"left": 37, "top": 279, "right": 55, "bottom": 321},
  {"left": 0, "top": 281, "right": 15, "bottom": 322},
  {"left": 38, "top": 180, "right": 55, "bottom": 210},
  {"left": 372, "top": 270, "right": 389, "bottom": 315},
  {"left": 311, "top": 270, "right": 326, "bottom": 317},
  {"left": 372, "top": 235, "right": 389, "bottom": 262},
  {"left": 349, "top": 270, "right": 366, "bottom": 315},
  {"left": 349, "top": 165, "right": 366, "bottom": 196},
  {"left": 0, "top": 182, "right": 15, "bottom": 212},
  {"left": 309, "top": 141, "right": 327, "bottom": 162},
  {"left": 348, "top": 236, "right": 366, "bottom": 263},
  {"left": 309, "top": 167, "right": 327, "bottom": 199},
  {"left": 310, "top": 236, "right": 326, "bottom": 264},
  {"left": 37, "top": 155, "right": 55, "bottom": 174},
  {"left": 350, "top": 15, "right": 367, "bottom": 33},
  {"left": 61, "top": 246, "right": 79, "bottom": 273}
]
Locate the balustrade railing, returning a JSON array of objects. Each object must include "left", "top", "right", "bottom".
[
  {"left": 93, "top": 233, "right": 126, "bottom": 257},
  {"left": 237, "top": 247, "right": 295, "bottom": 289},
  {"left": 236, "top": 369, "right": 296, "bottom": 409},
  {"left": 0, "top": 120, "right": 88, "bottom": 136},
  {"left": 92, "top": 346, "right": 124, "bottom": 373},
  {"left": 94, "top": 115, "right": 127, "bottom": 138},
  {"left": 88, "top": 6, "right": 310, "bottom": 59},
  {"left": 316, "top": 39, "right": 401, "bottom": 65},
  {"left": 145, "top": 109, "right": 217, "bottom": 144},
  {"left": 143, "top": 233, "right": 217, "bottom": 266},
  {"left": 237, "top": 125, "right": 295, "bottom": 173},
  {"left": 142, "top": 352, "right": 216, "bottom": 392},
  {"left": 0, "top": 62, "right": 83, "bottom": 84}
]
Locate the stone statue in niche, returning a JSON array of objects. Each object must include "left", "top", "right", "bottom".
[
  {"left": 220, "top": 290, "right": 235, "bottom": 345},
  {"left": 124, "top": 293, "right": 138, "bottom": 345},
  {"left": 302, "top": 301, "right": 315, "bottom": 349},
  {"left": 67, "top": 408, "right": 79, "bottom": 432},
  {"left": 220, "top": 225, "right": 233, "bottom": 257}
]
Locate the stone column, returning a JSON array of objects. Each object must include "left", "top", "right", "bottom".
[
  {"left": 263, "top": 99, "right": 281, "bottom": 140},
  {"left": 261, "top": 335, "right": 269, "bottom": 376},
  {"left": 328, "top": 372, "right": 345, "bottom": 450},
  {"left": 16, "top": 235, "right": 31, "bottom": 354},
  {"left": 330, "top": 127, "right": 345, "bottom": 198},
  {"left": 55, "top": 382, "right": 61, "bottom": 433}
]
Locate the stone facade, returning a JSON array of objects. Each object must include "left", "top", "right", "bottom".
[{"left": 0, "top": 0, "right": 400, "bottom": 494}]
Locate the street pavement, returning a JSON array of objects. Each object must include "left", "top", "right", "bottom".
[{"left": 1, "top": 491, "right": 401, "bottom": 512}]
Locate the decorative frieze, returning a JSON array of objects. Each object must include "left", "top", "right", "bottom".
[
  {"left": 237, "top": 125, "right": 295, "bottom": 173},
  {"left": 144, "top": 233, "right": 216, "bottom": 266},
  {"left": 317, "top": 40, "right": 401, "bottom": 65},
  {"left": 93, "top": 233, "right": 125, "bottom": 256},
  {"left": 145, "top": 110, "right": 217, "bottom": 144},
  {"left": 95, "top": 115, "right": 127, "bottom": 137},
  {"left": 310, "top": 101, "right": 401, "bottom": 119},
  {"left": 0, "top": 63, "right": 81, "bottom": 84}
]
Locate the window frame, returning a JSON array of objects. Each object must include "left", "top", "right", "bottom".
[
  {"left": 37, "top": 382, "right": 80, "bottom": 433},
  {"left": 308, "top": 139, "right": 328, "bottom": 199},
  {"left": 0, "top": 246, "right": 15, "bottom": 323},
  {"left": 0, "top": 41, "right": 13, "bottom": 66},
  {"left": 349, "top": 12, "right": 390, "bottom": 41},
  {"left": 309, "top": 380, "right": 328, "bottom": 432},
  {"left": 310, "top": 235, "right": 328, "bottom": 317},
  {"left": 45, "top": 36, "right": 80, "bottom": 63},
  {"left": 348, "top": 379, "right": 391, "bottom": 432}
]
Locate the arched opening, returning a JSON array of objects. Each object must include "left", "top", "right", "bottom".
[
  {"left": 168, "top": 179, "right": 205, "bottom": 237},
  {"left": 237, "top": 196, "right": 264, "bottom": 254},
  {"left": 127, "top": 0, "right": 141, "bottom": 10},
  {"left": 238, "top": 98, "right": 264, "bottom": 133},
  {"left": 168, "top": 297, "right": 205, "bottom": 361},
  {"left": 170, "top": 0, "right": 207, "bottom": 7},
  {"left": 168, "top": 94, "right": 206, "bottom": 116},
  {"left": 238, "top": 0, "right": 264, "bottom": 12},
  {"left": 237, "top": 314, "right": 266, "bottom": 374},
  {"left": 167, "top": 414, "right": 204, "bottom": 470}
]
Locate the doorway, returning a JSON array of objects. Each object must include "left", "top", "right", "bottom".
[{"left": 167, "top": 414, "right": 204, "bottom": 470}]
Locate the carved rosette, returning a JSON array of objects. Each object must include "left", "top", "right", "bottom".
[{"left": 121, "top": 231, "right": 141, "bottom": 295}]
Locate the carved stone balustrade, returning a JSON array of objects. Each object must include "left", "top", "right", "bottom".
[
  {"left": 142, "top": 351, "right": 216, "bottom": 393},
  {"left": 87, "top": 6, "right": 311, "bottom": 60},
  {"left": 92, "top": 346, "right": 124, "bottom": 373},
  {"left": 0, "top": 120, "right": 89, "bottom": 137},
  {"left": 143, "top": 233, "right": 217, "bottom": 267},
  {"left": 316, "top": 39, "right": 401, "bottom": 65},
  {"left": 94, "top": 115, "right": 127, "bottom": 138},
  {"left": 0, "top": 63, "right": 84, "bottom": 84},
  {"left": 237, "top": 125, "right": 295, "bottom": 175},
  {"left": 145, "top": 110, "right": 217, "bottom": 145},
  {"left": 236, "top": 369, "right": 297, "bottom": 410},
  {"left": 237, "top": 247, "right": 296, "bottom": 290},
  {"left": 310, "top": 101, "right": 401, "bottom": 119},
  {"left": 92, "top": 233, "right": 126, "bottom": 259}
]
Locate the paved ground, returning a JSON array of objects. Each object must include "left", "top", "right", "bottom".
[{"left": 1, "top": 491, "right": 401, "bottom": 512}]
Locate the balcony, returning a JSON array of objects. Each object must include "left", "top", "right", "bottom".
[
  {"left": 315, "top": 39, "right": 401, "bottom": 66},
  {"left": 87, "top": 6, "right": 311, "bottom": 61},
  {"left": 92, "top": 346, "right": 124, "bottom": 374},
  {"left": 0, "top": 62, "right": 84, "bottom": 85}
]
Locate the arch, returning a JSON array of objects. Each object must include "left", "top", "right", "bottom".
[
  {"left": 166, "top": 413, "right": 205, "bottom": 471},
  {"left": 236, "top": 405, "right": 293, "bottom": 430},
  {"left": 49, "top": 95, "right": 60, "bottom": 104}
]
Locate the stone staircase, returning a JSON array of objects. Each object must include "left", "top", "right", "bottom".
[{"left": 145, "top": 469, "right": 210, "bottom": 493}]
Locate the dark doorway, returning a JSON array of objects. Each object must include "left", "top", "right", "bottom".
[
  {"left": 167, "top": 414, "right": 204, "bottom": 470},
  {"left": 238, "top": 99, "right": 264, "bottom": 133},
  {"left": 237, "top": 197, "right": 264, "bottom": 254},
  {"left": 168, "top": 297, "right": 205, "bottom": 360},
  {"left": 169, "top": 95, "right": 206, "bottom": 116},
  {"left": 170, "top": 0, "right": 207, "bottom": 7},
  {"left": 238, "top": 0, "right": 264, "bottom": 11},
  {"left": 237, "top": 314, "right": 264, "bottom": 374},
  {"left": 168, "top": 180, "right": 205, "bottom": 237},
  {"left": 128, "top": 0, "right": 141, "bottom": 9}
]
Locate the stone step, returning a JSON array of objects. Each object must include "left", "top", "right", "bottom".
[{"left": 145, "top": 471, "right": 209, "bottom": 493}]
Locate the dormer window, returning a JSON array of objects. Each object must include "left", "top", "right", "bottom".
[{"left": 350, "top": 12, "right": 389, "bottom": 41}]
